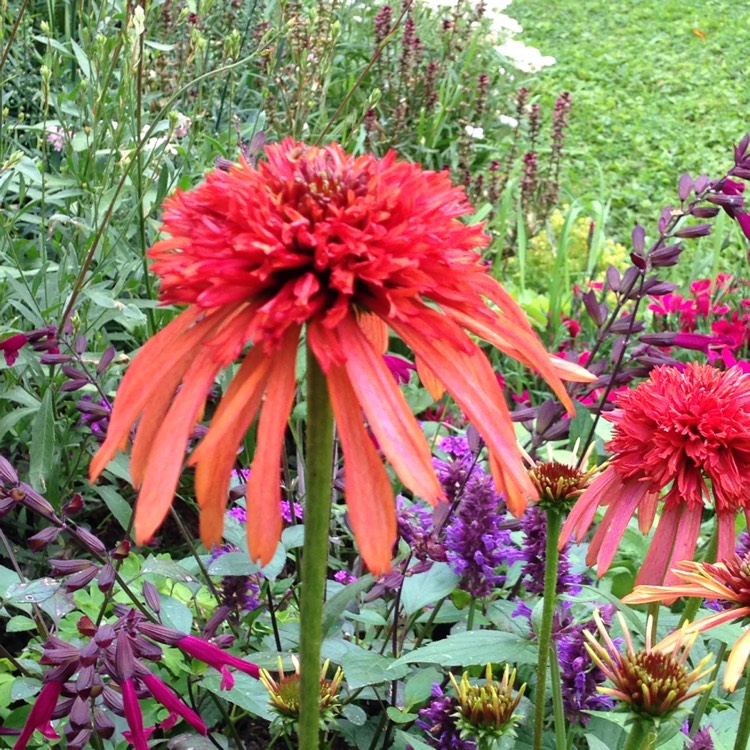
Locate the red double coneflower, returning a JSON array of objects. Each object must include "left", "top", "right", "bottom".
[
  {"left": 561, "top": 363, "right": 750, "bottom": 585},
  {"left": 91, "top": 139, "right": 592, "bottom": 573}
]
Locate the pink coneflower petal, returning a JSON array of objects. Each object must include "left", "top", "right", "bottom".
[{"left": 636, "top": 502, "right": 703, "bottom": 587}]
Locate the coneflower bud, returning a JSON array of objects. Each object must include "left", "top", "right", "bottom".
[{"left": 449, "top": 664, "right": 526, "bottom": 744}]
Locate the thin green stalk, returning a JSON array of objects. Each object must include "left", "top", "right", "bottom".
[
  {"left": 735, "top": 663, "right": 750, "bottom": 750},
  {"left": 549, "top": 640, "right": 567, "bottom": 749},
  {"left": 622, "top": 718, "right": 656, "bottom": 750},
  {"left": 466, "top": 598, "right": 477, "bottom": 631},
  {"left": 298, "top": 348, "right": 334, "bottom": 750},
  {"left": 690, "top": 641, "right": 726, "bottom": 737},
  {"left": 532, "top": 509, "right": 562, "bottom": 750}
]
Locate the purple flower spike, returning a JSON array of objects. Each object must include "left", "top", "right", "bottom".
[{"left": 13, "top": 679, "right": 64, "bottom": 750}]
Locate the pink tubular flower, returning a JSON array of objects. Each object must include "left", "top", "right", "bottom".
[
  {"left": 13, "top": 680, "right": 63, "bottom": 750},
  {"left": 560, "top": 363, "right": 750, "bottom": 586},
  {"left": 89, "top": 139, "right": 594, "bottom": 574},
  {"left": 0, "top": 334, "right": 27, "bottom": 366},
  {"left": 177, "top": 635, "right": 260, "bottom": 684},
  {"left": 139, "top": 671, "right": 207, "bottom": 734},
  {"left": 121, "top": 678, "right": 152, "bottom": 750}
]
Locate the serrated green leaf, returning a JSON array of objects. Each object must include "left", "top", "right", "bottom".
[{"left": 29, "top": 388, "right": 55, "bottom": 492}]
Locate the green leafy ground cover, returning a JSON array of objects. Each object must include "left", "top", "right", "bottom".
[{"left": 513, "top": 0, "right": 750, "bottom": 236}]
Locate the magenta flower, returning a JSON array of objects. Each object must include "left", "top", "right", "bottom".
[
  {"left": 177, "top": 635, "right": 259, "bottom": 680},
  {"left": 0, "top": 333, "right": 27, "bottom": 366},
  {"left": 13, "top": 679, "right": 64, "bottom": 750},
  {"left": 140, "top": 671, "right": 207, "bottom": 734},
  {"left": 121, "top": 678, "right": 151, "bottom": 750}
]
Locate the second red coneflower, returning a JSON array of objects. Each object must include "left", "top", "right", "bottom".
[
  {"left": 560, "top": 363, "right": 750, "bottom": 586},
  {"left": 90, "top": 139, "right": 591, "bottom": 573}
]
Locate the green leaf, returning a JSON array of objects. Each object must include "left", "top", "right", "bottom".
[
  {"left": 281, "top": 524, "right": 304, "bottom": 549},
  {"left": 321, "top": 575, "right": 373, "bottom": 635},
  {"left": 404, "top": 666, "right": 441, "bottom": 709},
  {"left": 392, "top": 630, "right": 536, "bottom": 669},
  {"left": 202, "top": 671, "right": 275, "bottom": 720},
  {"left": 208, "top": 552, "right": 261, "bottom": 577},
  {"left": 386, "top": 706, "right": 419, "bottom": 724},
  {"left": 29, "top": 388, "right": 55, "bottom": 492},
  {"left": 95, "top": 486, "right": 133, "bottom": 533},
  {"left": 159, "top": 595, "right": 193, "bottom": 633},
  {"left": 339, "top": 648, "right": 409, "bottom": 690},
  {"left": 6, "top": 615, "right": 36, "bottom": 632},
  {"left": 11, "top": 678, "right": 41, "bottom": 702},
  {"left": 401, "top": 562, "right": 458, "bottom": 615}
]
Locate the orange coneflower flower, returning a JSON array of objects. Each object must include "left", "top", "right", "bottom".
[
  {"left": 90, "top": 139, "right": 592, "bottom": 573},
  {"left": 560, "top": 363, "right": 750, "bottom": 586},
  {"left": 624, "top": 554, "right": 750, "bottom": 691}
]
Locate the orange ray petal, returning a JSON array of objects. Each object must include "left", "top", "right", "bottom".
[
  {"left": 133, "top": 352, "right": 224, "bottom": 544},
  {"left": 389, "top": 306, "right": 536, "bottom": 515},
  {"left": 191, "top": 345, "right": 275, "bottom": 548},
  {"left": 326, "top": 363, "right": 396, "bottom": 574},
  {"left": 89, "top": 306, "right": 220, "bottom": 481},
  {"left": 415, "top": 356, "right": 446, "bottom": 401},
  {"left": 548, "top": 356, "right": 598, "bottom": 383},
  {"left": 320, "top": 316, "right": 444, "bottom": 505},
  {"left": 446, "top": 306, "right": 577, "bottom": 415},
  {"left": 245, "top": 328, "right": 300, "bottom": 566},
  {"left": 725, "top": 627, "right": 750, "bottom": 691},
  {"left": 356, "top": 310, "right": 389, "bottom": 354}
]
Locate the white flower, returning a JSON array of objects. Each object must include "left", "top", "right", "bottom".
[
  {"left": 486, "top": 12, "right": 522, "bottom": 34},
  {"left": 495, "top": 39, "right": 555, "bottom": 73},
  {"left": 498, "top": 115, "right": 519, "bottom": 129},
  {"left": 464, "top": 125, "right": 485, "bottom": 139}
]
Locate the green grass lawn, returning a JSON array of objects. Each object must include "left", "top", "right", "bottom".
[{"left": 512, "top": 0, "right": 750, "bottom": 238}]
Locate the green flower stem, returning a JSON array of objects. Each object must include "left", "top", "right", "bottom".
[
  {"left": 622, "top": 718, "right": 656, "bottom": 750},
  {"left": 532, "top": 509, "right": 563, "bottom": 750},
  {"left": 298, "top": 349, "right": 334, "bottom": 750},
  {"left": 734, "top": 662, "right": 750, "bottom": 750},
  {"left": 690, "top": 640, "right": 726, "bottom": 737},
  {"left": 549, "top": 640, "right": 568, "bottom": 749}
]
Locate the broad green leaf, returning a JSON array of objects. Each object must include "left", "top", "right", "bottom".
[
  {"left": 96, "top": 486, "right": 133, "bottom": 533},
  {"left": 159, "top": 595, "right": 193, "bottom": 633},
  {"left": 208, "top": 552, "right": 261, "bottom": 577},
  {"left": 6, "top": 615, "right": 36, "bottom": 632},
  {"left": 401, "top": 562, "right": 458, "bottom": 615},
  {"left": 202, "top": 671, "right": 274, "bottom": 720},
  {"left": 392, "top": 630, "right": 536, "bottom": 669},
  {"left": 339, "top": 647, "right": 409, "bottom": 690},
  {"left": 321, "top": 575, "right": 373, "bottom": 635}
]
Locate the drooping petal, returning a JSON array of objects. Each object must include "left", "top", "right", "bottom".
[
  {"left": 356, "top": 310, "right": 388, "bottom": 354},
  {"left": 325, "top": 363, "right": 396, "bottom": 574},
  {"left": 132, "top": 350, "right": 224, "bottom": 544},
  {"left": 188, "top": 342, "right": 278, "bottom": 547},
  {"left": 315, "top": 316, "right": 444, "bottom": 505},
  {"left": 388, "top": 304, "right": 536, "bottom": 514},
  {"left": 560, "top": 468, "right": 629, "bottom": 546},
  {"left": 725, "top": 628, "right": 750, "bottom": 691},
  {"left": 245, "top": 328, "right": 300, "bottom": 565},
  {"left": 716, "top": 510, "right": 738, "bottom": 563},
  {"left": 635, "top": 501, "right": 703, "bottom": 587},
  {"left": 415, "top": 356, "right": 445, "bottom": 401},
  {"left": 90, "top": 306, "right": 215, "bottom": 480},
  {"left": 446, "top": 305, "right": 579, "bottom": 414},
  {"left": 587, "top": 478, "right": 650, "bottom": 574}
]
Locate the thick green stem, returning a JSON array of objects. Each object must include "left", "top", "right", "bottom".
[
  {"left": 298, "top": 350, "right": 334, "bottom": 750},
  {"left": 549, "top": 640, "right": 568, "bottom": 749},
  {"left": 735, "top": 662, "right": 750, "bottom": 750},
  {"left": 622, "top": 718, "right": 656, "bottom": 750},
  {"left": 532, "top": 509, "right": 563, "bottom": 750}
]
